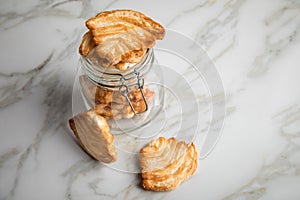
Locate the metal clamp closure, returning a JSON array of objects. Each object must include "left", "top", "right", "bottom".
[{"left": 118, "top": 69, "right": 148, "bottom": 115}]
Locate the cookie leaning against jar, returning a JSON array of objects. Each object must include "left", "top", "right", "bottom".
[{"left": 69, "top": 110, "right": 117, "bottom": 163}]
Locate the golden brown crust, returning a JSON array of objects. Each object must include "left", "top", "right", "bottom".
[
  {"left": 79, "top": 31, "right": 96, "bottom": 57},
  {"left": 140, "top": 137, "right": 198, "bottom": 191},
  {"left": 69, "top": 110, "right": 117, "bottom": 163},
  {"left": 80, "top": 9, "right": 165, "bottom": 68},
  {"left": 122, "top": 49, "right": 146, "bottom": 63},
  {"left": 114, "top": 49, "right": 146, "bottom": 70},
  {"left": 86, "top": 10, "right": 165, "bottom": 40}
]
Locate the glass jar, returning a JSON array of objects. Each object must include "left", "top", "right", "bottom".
[{"left": 76, "top": 48, "right": 164, "bottom": 134}]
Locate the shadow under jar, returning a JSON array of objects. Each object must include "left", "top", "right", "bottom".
[{"left": 77, "top": 48, "right": 164, "bottom": 134}]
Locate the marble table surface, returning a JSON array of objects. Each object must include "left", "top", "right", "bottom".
[{"left": 1, "top": 0, "right": 300, "bottom": 199}]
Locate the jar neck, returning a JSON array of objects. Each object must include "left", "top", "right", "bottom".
[{"left": 81, "top": 48, "right": 154, "bottom": 89}]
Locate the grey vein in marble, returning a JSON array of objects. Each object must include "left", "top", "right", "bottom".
[
  {"left": 223, "top": 105, "right": 300, "bottom": 200},
  {"left": 166, "top": 0, "right": 213, "bottom": 27},
  {"left": 0, "top": 53, "right": 53, "bottom": 108},
  {"left": 62, "top": 160, "right": 135, "bottom": 200},
  {"left": 1, "top": 59, "right": 73, "bottom": 199},
  {"left": 62, "top": 160, "right": 100, "bottom": 200},
  {"left": 0, "top": 0, "right": 92, "bottom": 30},
  {"left": 0, "top": 148, "right": 19, "bottom": 168},
  {"left": 248, "top": 1, "right": 300, "bottom": 77},
  {"left": 194, "top": 0, "right": 245, "bottom": 60}
]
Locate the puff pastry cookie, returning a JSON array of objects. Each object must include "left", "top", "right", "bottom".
[
  {"left": 140, "top": 137, "right": 198, "bottom": 191},
  {"left": 69, "top": 110, "right": 117, "bottom": 163},
  {"left": 79, "top": 9, "right": 165, "bottom": 68}
]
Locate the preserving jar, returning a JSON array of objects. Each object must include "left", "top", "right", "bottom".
[{"left": 76, "top": 48, "right": 164, "bottom": 134}]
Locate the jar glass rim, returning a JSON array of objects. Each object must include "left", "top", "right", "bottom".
[{"left": 80, "top": 48, "right": 153, "bottom": 88}]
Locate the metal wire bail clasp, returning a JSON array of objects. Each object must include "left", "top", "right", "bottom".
[{"left": 118, "top": 69, "right": 149, "bottom": 115}]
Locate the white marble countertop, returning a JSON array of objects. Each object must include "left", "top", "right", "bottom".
[{"left": 1, "top": 0, "right": 300, "bottom": 199}]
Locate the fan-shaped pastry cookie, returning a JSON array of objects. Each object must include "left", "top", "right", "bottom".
[
  {"left": 80, "top": 9, "right": 165, "bottom": 68},
  {"left": 140, "top": 137, "right": 198, "bottom": 191},
  {"left": 69, "top": 110, "right": 117, "bottom": 163}
]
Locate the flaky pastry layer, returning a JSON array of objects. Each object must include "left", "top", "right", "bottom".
[{"left": 140, "top": 137, "right": 198, "bottom": 191}]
